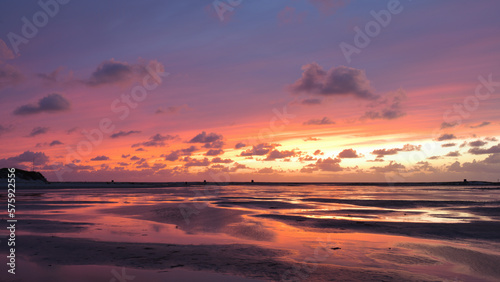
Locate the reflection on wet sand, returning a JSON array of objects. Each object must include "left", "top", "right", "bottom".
[{"left": 3, "top": 184, "right": 500, "bottom": 281}]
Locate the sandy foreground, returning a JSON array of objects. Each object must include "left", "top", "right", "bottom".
[{"left": 11, "top": 234, "right": 440, "bottom": 282}]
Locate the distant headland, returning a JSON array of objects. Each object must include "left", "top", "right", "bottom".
[{"left": 0, "top": 168, "right": 48, "bottom": 183}]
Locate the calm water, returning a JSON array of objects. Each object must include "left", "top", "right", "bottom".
[{"left": 3, "top": 184, "right": 500, "bottom": 281}]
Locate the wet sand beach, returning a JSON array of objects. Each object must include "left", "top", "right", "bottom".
[{"left": 2, "top": 183, "right": 500, "bottom": 281}]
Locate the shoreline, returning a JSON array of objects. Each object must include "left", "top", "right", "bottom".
[{"left": 6, "top": 180, "right": 500, "bottom": 189}]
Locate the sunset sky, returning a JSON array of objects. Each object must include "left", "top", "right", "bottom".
[{"left": 1, "top": 0, "right": 499, "bottom": 182}]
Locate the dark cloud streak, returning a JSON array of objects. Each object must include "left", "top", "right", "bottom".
[{"left": 13, "top": 94, "right": 70, "bottom": 116}]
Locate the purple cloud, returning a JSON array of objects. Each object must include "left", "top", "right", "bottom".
[
  {"left": 290, "top": 63, "right": 377, "bottom": 99},
  {"left": 13, "top": 93, "right": 70, "bottom": 116},
  {"left": 27, "top": 126, "right": 49, "bottom": 137},
  {"left": 303, "top": 117, "right": 335, "bottom": 125}
]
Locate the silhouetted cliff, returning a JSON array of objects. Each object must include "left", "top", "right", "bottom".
[{"left": 0, "top": 168, "right": 48, "bottom": 183}]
